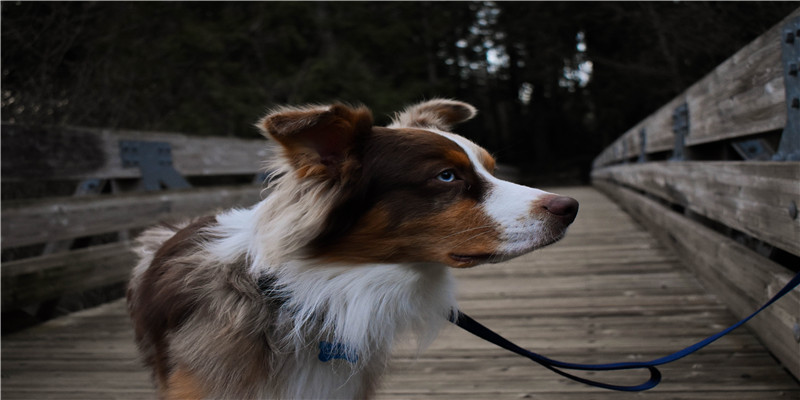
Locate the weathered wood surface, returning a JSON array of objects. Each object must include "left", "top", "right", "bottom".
[
  {"left": 2, "top": 242, "right": 135, "bottom": 312},
  {"left": 0, "top": 123, "right": 271, "bottom": 181},
  {"left": 1, "top": 123, "right": 270, "bottom": 311},
  {"left": 593, "top": 181, "right": 800, "bottom": 380},
  {"left": 593, "top": 8, "right": 799, "bottom": 168},
  {"left": 1, "top": 185, "right": 265, "bottom": 310},
  {"left": 592, "top": 161, "right": 800, "bottom": 256},
  {"left": 1, "top": 185, "right": 264, "bottom": 249},
  {"left": 2, "top": 187, "right": 797, "bottom": 399}
]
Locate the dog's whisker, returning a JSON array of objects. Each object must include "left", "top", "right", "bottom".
[
  {"left": 447, "top": 230, "right": 496, "bottom": 249},
  {"left": 438, "top": 224, "right": 497, "bottom": 240}
]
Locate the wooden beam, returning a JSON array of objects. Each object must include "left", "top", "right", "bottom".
[
  {"left": 1, "top": 124, "right": 272, "bottom": 181},
  {"left": 2, "top": 184, "right": 264, "bottom": 249},
  {"left": 593, "top": 8, "right": 799, "bottom": 168},
  {"left": 592, "top": 162, "right": 800, "bottom": 257},
  {"left": 1, "top": 242, "right": 136, "bottom": 311},
  {"left": 593, "top": 180, "right": 800, "bottom": 379},
  {"left": 685, "top": 10, "right": 789, "bottom": 148}
]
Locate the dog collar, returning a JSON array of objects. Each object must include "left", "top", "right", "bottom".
[
  {"left": 318, "top": 341, "right": 359, "bottom": 364},
  {"left": 257, "top": 275, "right": 360, "bottom": 365}
]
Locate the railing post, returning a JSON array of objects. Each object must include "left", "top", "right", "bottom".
[
  {"left": 773, "top": 16, "right": 800, "bottom": 161},
  {"left": 622, "top": 135, "right": 629, "bottom": 164},
  {"left": 670, "top": 102, "right": 689, "bottom": 161},
  {"left": 638, "top": 128, "right": 648, "bottom": 163}
]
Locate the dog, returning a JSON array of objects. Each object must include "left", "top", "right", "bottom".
[{"left": 127, "top": 99, "right": 578, "bottom": 399}]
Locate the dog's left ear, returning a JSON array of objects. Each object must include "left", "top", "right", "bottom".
[
  {"left": 390, "top": 99, "right": 477, "bottom": 131},
  {"left": 258, "top": 103, "right": 373, "bottom": 180}
]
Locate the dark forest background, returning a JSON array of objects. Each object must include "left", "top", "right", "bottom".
[{"left": 2, "top": 2, "right": 797, "bottom": 184}]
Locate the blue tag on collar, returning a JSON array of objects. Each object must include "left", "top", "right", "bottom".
[{"left": 318, "top": 341, "right": 358, "bottom": 364}]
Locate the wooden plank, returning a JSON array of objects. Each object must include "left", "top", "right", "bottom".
[
  {"left": 1, "top": 242, "right": 136, "bottom": 311},
  {"left": 592, "top": 162, "right": 800, "bottom": 256},
  {"left": 591, "top": 81, "right": 689, "bottom": 168},
  {"left": 1, "top": 123, "right": 272, "bottom": 181},
  {"left": 685, "top": 9, "right": 794, "bottom": 147},
  {"left": 593, "top": 180, "right": 800, "bottom": 379},
  {"left": 1, "top": 300, "right": 155, "bottom": 399},
  {"left": 1, "top": 184, "right": 264, "bottom": 249},
  {"left": 593, "top": 8, "right": 799, "bottom": 168},
  {"left": 384, "top": 349, "right": 797, "bottom": 393}
]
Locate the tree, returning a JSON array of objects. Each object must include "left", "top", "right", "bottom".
[{"left": 2, "top": 2, "right": 796, "bottom": 182}]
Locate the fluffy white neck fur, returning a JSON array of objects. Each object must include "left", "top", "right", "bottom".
[{"left": 206, "top": 170, "right": 459, "bottom": 368}]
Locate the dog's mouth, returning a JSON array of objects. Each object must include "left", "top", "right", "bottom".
[
  {"left": 448, "top": 233, "right": 570, "bottom": 267},
  {"left": 448, "top": 253, "right": 494, "bottom": 267}
]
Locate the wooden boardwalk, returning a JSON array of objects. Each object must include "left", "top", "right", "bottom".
[{"left": 2, "top": 187, "right": 798, "bottom": 399}]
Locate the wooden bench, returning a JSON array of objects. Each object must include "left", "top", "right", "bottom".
[
  {"left": 1, "top": 124, "right": 270, "bottom": 325},
  {"left": 591, "top": 9, "right": 800, "bottom": 379}
]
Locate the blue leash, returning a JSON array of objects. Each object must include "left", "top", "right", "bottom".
[{"left": 450, "top": 271, "right": 800, "bottom": 392}]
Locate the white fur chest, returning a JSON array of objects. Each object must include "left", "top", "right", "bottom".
[{"left": 269, "top": 262, "right": 458, "bottom": 398}]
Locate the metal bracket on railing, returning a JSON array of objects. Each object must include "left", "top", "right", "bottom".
[
  {"left": 119, "top": 140, "right": 191, "bottom": 191},
  {"left": 774, "top": 17, "right": 800, "bottom": 161},
  {"left": 75, "top": 178, "right": 104, "bottom": 194},
  {"left": 670, "top": 102, "right": 689, "bottom": 161},
  {"left": 622, "top": 135, "right": 630, "bottom": 164},
  {"left": 638, "top": 128, "right": 648, "bottom": 163},
  {"left": 732, "top": 138, "right": 775, "bottom": 160}
]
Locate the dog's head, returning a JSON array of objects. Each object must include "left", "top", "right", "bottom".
[{"left": 258, "top": 99, "right": 577, "bottom": 268}]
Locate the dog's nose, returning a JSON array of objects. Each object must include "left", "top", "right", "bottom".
[{"left": 543, "top": 196, "right": 579, "bottom": 224}]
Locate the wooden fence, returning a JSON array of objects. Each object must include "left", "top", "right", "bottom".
[
  {"left": 1, "top": 124, "right": 270, "bottom": 321},
  {"left": 591, "top": 9, "right": 800, "bottom": 379}
]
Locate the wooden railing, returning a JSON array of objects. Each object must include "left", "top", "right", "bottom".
[
  {"left": 1, "top": 124, "right": 269, "bottom": 318},
  {"left": 0, "top": 120, "right": 522, "bottom": 327},
  {"left": 592, "top": 9, "right": 800, "bottom": 379}
]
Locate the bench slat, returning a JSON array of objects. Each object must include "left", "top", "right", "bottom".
[{"left": 592, "top": 162, "right": 800, "bottom": 257}]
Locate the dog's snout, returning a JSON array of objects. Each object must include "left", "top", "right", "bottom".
[{"left": 543, "top": 196, "right": 579, "bottom": 224}]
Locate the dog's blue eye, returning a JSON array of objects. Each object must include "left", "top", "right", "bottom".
[{"left": 437, "top": 170, "right": 456, "bottom": 182}]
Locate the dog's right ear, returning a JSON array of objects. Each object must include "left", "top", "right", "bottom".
[
  {"left": 389, "top": 99, "right": 477, "bottom": 131},
  {"left": 258, "top": 103, "right": 373, "bottom": 180}
]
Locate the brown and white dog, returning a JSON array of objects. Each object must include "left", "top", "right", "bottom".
[{"left": 127, "top": 99, "right": 578, "bottom": 399}]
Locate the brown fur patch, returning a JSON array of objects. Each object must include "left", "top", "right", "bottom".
[
  {"left": 443, "top": 148, "right": 471, "bottom": 170},
  {"left": 164, "top": 366, "right": 209, "bottom": 400},
  {"left": 127, "top": 216, "right": 218, "bottom": 384},
  {"left": 320, "top": 197, "right": 499, "bottom": 267},
  {"left": 259, "top": 103, "right": 373, "bottom": 181},
  {"left": 477, "top": 147, "right": 496, "bottom": 174},
  {"left": 129, "top": 215, "right": 282, "bottom": 399}
]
